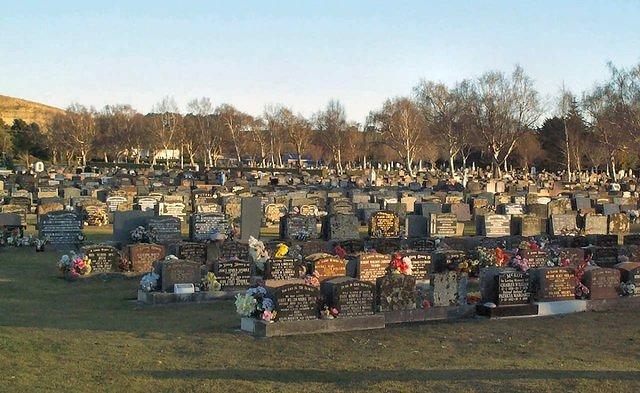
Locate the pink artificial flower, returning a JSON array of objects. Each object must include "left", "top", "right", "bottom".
[{"left": 262, "top": 310, "right": 274, "bottom": 322}]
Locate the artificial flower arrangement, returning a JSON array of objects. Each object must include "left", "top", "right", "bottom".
[
  {"left": 248, "top": 236, "right": 270, "bottom": 275},
  {"left": 620, "top": 282, "right": 636, "bottom": 296},
  {"left": 320, "top": 305, "right": 339, "bottom": 319},
  {"left": 58, "top": 252, "right": 92, "bottom": 281},
  {"left": 234, "top": 286, "right": 276, "bottom": 322},
  {"left": 139, "top": 271, "right": 160, "bottom": 292},
  {"left": 301, "top": 270, "right": 320, "bottom": 288},
  {"left": 509, "top": 254, "right": 530, "bottom": 272},
  {"left": 130, "top": 226, "right": 150, "bottom": 243},
  {"left": 333, "top": 244, "right": 347, "bottom": 259},
  {"left": 475, "top": 246, "right": 498, "bottom": 268},
  {"left": 273, "top": 243, "right": 289, "bottom": 258},
  {"left": 201, "top": 272, "right": 222, "bottom": 292},
  {"left": 573, "top": 259, "right": 591, "bottom": 299},
  {"left": 545, "top": 248, "right": 572, "bottom": 267},
  {"left": 387, "top": 253, "right": 413, "bottom": 275}
]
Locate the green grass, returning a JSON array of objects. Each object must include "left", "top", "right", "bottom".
[{"left": 1, "top": 229, "right": 640, "bottom": 392}]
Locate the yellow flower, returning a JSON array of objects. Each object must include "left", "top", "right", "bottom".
[{"left": 274, "top": 243, "right": 289, "bottom": 258}]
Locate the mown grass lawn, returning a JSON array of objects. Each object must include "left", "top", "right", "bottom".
[{"left": 1, "top": 228, "right": 639, "bottom": 392}]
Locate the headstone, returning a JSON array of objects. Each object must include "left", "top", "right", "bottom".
[
  {"left": 428, "top": 213, "right": 458, "bottom": 237},
  {"left": 376, "top": 274, "right": 416, "bottom": 311},
  {"left": 584, "top": 214, "right": 608, "bottom": 235},
  {"left": 161, "top": 259, "right": 201, "bottom": 292},
  {"left": 265, "top": 257, "right": 302, "bottom": 280},
  {"left": 215, "top": 259, "right": 251, "bottom": 288},
  {"left": 582, "top": 267, "right": 620, "bottom": 300},
  {"left": 39, "top": 211, "right": 83, "bottom": 250},
  {"left": 404, "top": 251, "right": 431, "bottom": 281},
  {"left": 82, "top": 244, "right": 120, "bottom": 273},
  {"left": 550, "top": 214, "right": 578, "bottom": 236},
  {"left": 148, "top": 216, "right": 182, "bottom": 245},
  {"left": 113, "top": 210, "right": 154, "bottom": 245},
  {"left": 280, "top": 215, "right": 318, "bottom": 240},
  {"left": 369, "top": 211, "right": 400, "bottom": 238},
  {"left": 219, "top": 240, "right": 250, "bottom": 261},
  {"left": 240, "top": 197, "right": 262, "bottom": 241},
  {"left": 127, "top": 243, "right": 165, "bottom": 273},
  {"left": 324, "top": 214, "right": 360, "bottom": 241},
  {"left": 190, "top": 212, "right": 230, "bottom": 242},
  {"left": 348, "top": 253, "right": 390, "bottom": 284},
  {"left": 496, "top": 271, "right": 530, "bottom": 305},
  {"left": 269, "top": 283, "right": 320, "bottom": 322},
  {"left": 429, "top": 271, "right": 468, "bottom": 306},
  {"left": 478, "top": 214, "right": 511, "bottom": 237},
  {"left": 521, "top": 249, "right": 548, "bottom": 269},
  {"left": 177, "top": 242, "right": 208, "bottom": 264},
  {"left": 608, "top": 213, "right": 630, "bottom": 235},
  {"left": 533, "top": 267, "right": 576, "bottom": 301},
  {"left": 406, "top": 215, "right": 428, "bottom": 238},
  {"left": 321, "top": 277, "right": 375, "bottom": 317},
  {"left": 307, "top": 254, "right": 346, "bottom": 281}
]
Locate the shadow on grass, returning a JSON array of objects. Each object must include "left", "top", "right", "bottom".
[{"left": 140, "top": 368, "right": 640, "bottom": 383}]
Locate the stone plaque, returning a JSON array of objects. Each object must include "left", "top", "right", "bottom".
[
  {"left": 178, "top": 242, "right": 208, "bottom": 264},
  {"left": 582, "top": 267, "right": 620, "bottom": 300},
  {"left": 479, "top": 214, "right": 511, "bottom": 237},
  {"left": 161, "top": 259, "right": 201, "bottom": 292},
  {"left": 215, "top": 259, "right": 251, "bottom": 288},
  {"left": 369, "top": 210, "right": 400, "bottom": 238},
  {"left": 148, "top": 216, "right": 182, "bottom": 245},
  {"left": 128, "top": 243, "right": 165, "bottom": 273},
  {"left": 521, "top": 249, "right": 548, "bottom": 269},
  {"left": 82, "top": 244, "right": 120, "bottom": 273},
  {"left": 308, "top": 255, "right": 346, "bottom": 281},
  {"left": 429, "top": 271, "right": 468, "bottom": 306},
  {"left": 39, "top": 211, "right": 83, "bottom": 249},
  {"left": 270, "top": 283, "right": 320, "bottom": 322},
  {"left": 190, "top": 213, "right": 230, "bottom": 242},
  {"left": 280, "top": 215, "right": 318, "bottom": 240},
  {"left": 265, "top": 257, "right": 301, "bottom": 280},
  {"left": 550, "top": 214, "right": 578, "bottom": 236},
  {"left": 321, "top": 277, "right": 375, "bottom": 317},
  {"left": 428, "top": 213, "right": 458, "bottom": 237},
  {"left": 534, "top": 267, "right": 576, "bottom": 301},
  {"left": 350, "top": 253, "right": 390, "bottom": 284},
  {"left": 403, "top": 251, "right": 431, "bottom": 281},
  {"left": 496, "top": 271, "right": 530, "bottom": 305},
  {"left": 219, "top": 240, "right": 250, "bottom": 261}
]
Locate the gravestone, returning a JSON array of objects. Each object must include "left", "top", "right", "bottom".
[
  {"left": 280, "top": 215, "right": 318, "bottom": 240},
  {"left": 269, "top": 283, "right": 320, "bottom": 322},
  {"left": 533, "top": 267, "right": 576, "bottom": 301},
  {"left": 428, "top": 213, "right": 458, "bottom": 237},
  {"left": 403, "top": 251, "right": 431, "bottom": 281},
  {"left": 369, "top": 211, "right": 400, "bottom": 238},
  {"left": 557, "top": 248, "right": 585, "bottom": 266},
  {"left": 240, "top": 197, "right": 262, "bottom": 241},
  {"left": 321, "top": 277, "right": 375, "bottom": 317},
  {"left": 516, "top": 215, "right": 541, "bottom": 237},
  {"left": 479, "top": 214, "right": 511, "bottom": 237},
  {"left": 178, "top": 242, "right": 208, "bottom": 264},
  {"left": 82, "top": 244, "right": 121, "bottom": 273},
  {"left": 265, "top": 257, "right": 302, "bottom": 280},
  {"left": 348, "top": 253, "right": 390, "bottom": 284},
  {"left": 215, "top": 259, "right": 251, "bottom": 288},
  {"left": 148, "top": 216, "right": 182, "bottom": 245},
  {"left": 582, "top": 267, "right": 620, "bottom": 300},
  {"left": 158, "top": 202, "right": 186, "bottom": 221},
  {"left": 615, "top": 262, "right": 640, "bottom": 288},
  {"left": 496, "top": 271, "right": 530, "bottom": 305},
  {"left": 219, "top": 240, "right": 250, "bottom": 261},
  {"left": 608, "top": 213, "right": 630, "bottom": 235},
  {"left": 377, "top": 274, "right": 416, "bottom": 311},
  {"left": 39, "top": 211, "right": 83, "bottom": 250},
  {"left": 406, "top": 215, "right": 428, "bottom": 238},
  {"left": 264, "top": 203, "right": 287, "bottom": 225},
  {"left": 307, "top": 254, "right": 346, "bottom": 281},
  {"left": 127, "top": 243, "right": 165, "bottom": 273},
  {"left": 592, "top": 247, "right": 618, "bottom": 268},
  {"left": 584, "top": 214, "right": 608, "bottom": 235},
  {"left": 160, "top": 259, "right": 201, "bottom": 292},
  {"left": 324, "top": 214, "right": 359, "bottom": 241},
  {"left": 106, "top": 196, "right": 128, "bottom": 212},
  {"left": 521, "top": 249, "right": 548, "bottom": 269},
  {"left": 190, "top": 213, "right": 230, "bottom": 242},
  {"left": 550, "top": 214, "right": 578, "bottom": 235},
  {"left": 429, "top": 271, "right": 468, "bottom": 306},
  {"left": 113, "top": 210, "right": 154, "bottom": 245}
]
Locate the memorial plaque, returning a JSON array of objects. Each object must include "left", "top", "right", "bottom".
[
  {"left": 608, "top": 213, "right": 630, "bottom": 235},
  {"left": 584, "top": 215, "right": 608, "bottom": 235},
  {"left": 377, "top": 274, "right": 416, "bottom": 311},
  {"left": 430, "top": 271, "right": 467, "bottom": 306},
  {"left": 592, "top": 247, "right": 618, "bottom": 268},
  {"left": 624, "top": 234, "right": 640, "bottom": 246},
  {"left": 39, "top": 211, "right": 83, "bottom": 249},
  {"left": 178, "top": 242, "right": 208, "bottom": 264},
  {"left": 280, "top": 214, "right": 318, "bottom": 240},
  {"left": 136, "top": 197, "right": 158, "bottom": 212},
  {"left": 215, "top": 259, "right": 251, "bottom": 288},
  {"left": 128, "top": 243, "right": 165, "bottom": 273},
  {"left": 351, "top": 253, "right": 390, "bottom": 284},
  {"left": 550, "top": 213, "right": 578, "bottom": 235},
  {"left": 265, "top": 257, "right": 301, "bottom": 280},
  {"left": 521, "top": 249, "right": 548, "bottom": 269},
  {"left": 161, "top": 259, "right": 201, "bottom": 292},
  {"left": 321, "top": 277, "right": 375, "bottom": 317},
  {"left": 190, "top": 212, "right": 230, "bottom": 242},
  {"left": 428, "top": 213, "right": 458, "bottom": 237},
  {"left": 308, "top": 255, "right": 346, "bottom": 281},
  {"left": 264, "top": 203, "right": 287, "bottom": 224},
  {"left": 369, "top": 211, "right": 400, "bottom": 238},
  {"left": 534, "top": 267, "right": 575, "bottom": 301},
  {"left": 404, "top": 251, "right": 431, "bottom": 281},
  {"left": 270, "top": 283, "right": 319, "bottom": 322},
  {"left": 518, "top": 215, "right": 541, "bottom": 236},
  {"left": 1, "top": 204, "right": 27, "bottom": 226},
  {"left": 148, "top": 216, "right": 182, "bottom": 245},
  {"left": 158, "top": 202, "right": 186, "bottom": 221},
  {"left": 582, "top": 267, "right": 620, "bottom": 300},
  {"left": 496, "top": 271, "right": 530, "bottom": 305},
  {"left": 479, "top": 214, "right": 511, "bottom": 237},
  {"left": 219, "top": 240, "right": 250, "bottom": 261},
  {"left": 106, "top": 196, "right": 128, "bottom": 212},
  {"left": 82, "top": 244, "right": 120, "bottom": 273}
]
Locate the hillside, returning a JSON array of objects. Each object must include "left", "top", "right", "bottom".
[{"left": 0, "top": 94, "right": 64, "bottom": 129}]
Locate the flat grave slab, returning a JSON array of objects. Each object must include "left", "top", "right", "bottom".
[{"left": 241, "top": 314, "right": 385, "bottom": 337}]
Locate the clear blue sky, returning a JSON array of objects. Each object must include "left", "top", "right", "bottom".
[{"left": 1, "top": 1, "right": 639, "bottom": 123}]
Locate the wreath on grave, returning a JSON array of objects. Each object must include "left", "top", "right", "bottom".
[
  {"left": 234, "top": 286, "right": 276, "bottom": 322},
  {"left": 58, "top": 252, "right": 92, "bottom": 281}
]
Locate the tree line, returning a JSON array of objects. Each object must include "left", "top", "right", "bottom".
[{"left": 1, "top": 62, "right": 638, "bottom": 179}]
